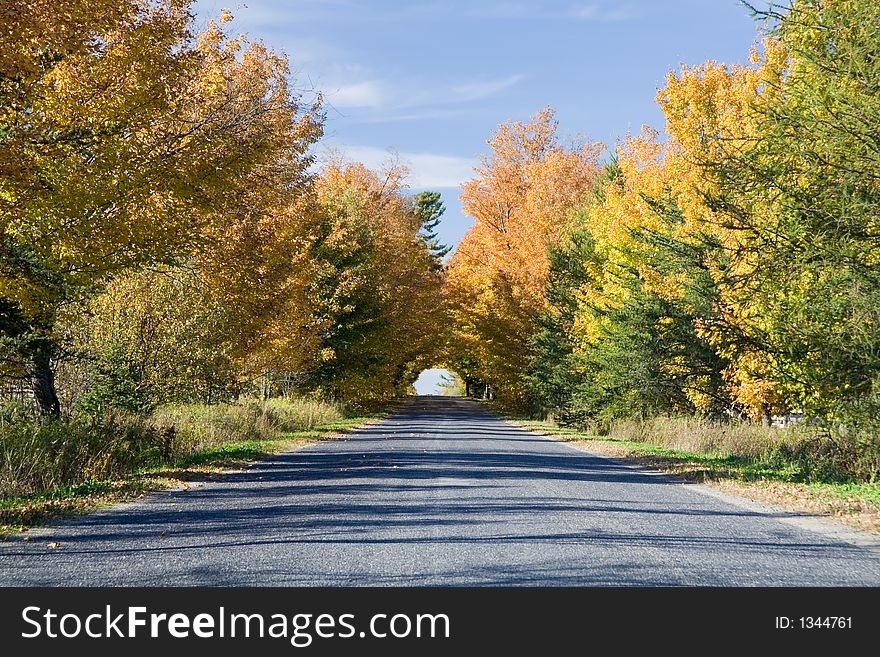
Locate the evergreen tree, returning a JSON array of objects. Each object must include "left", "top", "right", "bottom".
[{"left": 413, "top": 191, "right": 451, "bottom": 265}]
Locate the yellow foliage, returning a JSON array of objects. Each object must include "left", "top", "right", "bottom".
[
  {"left": 570, "top": 39, "right": 791, "bottom": 417},
  {"left": 448, "top": 107, "right": 601, "bottom": 399}
]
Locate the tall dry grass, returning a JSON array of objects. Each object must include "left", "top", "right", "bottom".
[
  {"left": 0, "top": 397, "right": 345, "bottom": 498},
  {"left": 607, "top": 416, "right": 879, "bottom": 482}
]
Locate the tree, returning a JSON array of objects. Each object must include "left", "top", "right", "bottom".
[
  {"left": 60, "top": 266, "right": 244, "bottom": 410},
  {"left": 526, "top": 221, "right": 602, "bottom": 423},
  {"left": 529, "top": 157, "right": 733, "bottom": 427},
  {"left": 694, "top": 0, "right": 880, "bottom": 428},
  {"left": 446, "top": 107, "right": 601, "bottom": 406},
  {"left": 413, "top": 191, "right": 451, "bottom": 265},
  {"left": 297, "top": 163, "right": 445, "bottom": 402},
  {"left": 0, "top": 3, "right": 323, "bottom": 415}
]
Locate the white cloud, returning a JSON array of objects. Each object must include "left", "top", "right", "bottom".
[
  {"left": 601, "top": 7, "right": 635, "bottom": 21},
  {"left": 346, "top": 107, "right": 482, "bottom": 125},
  {"left": 405, "top": 152, "right": 478, "bottom": 188},
  {"left": 449, "top": 2, "right": 637, "bottom": 22},
  {"left": 321, "top": 72, "right": 525, "bottom": 114},
  {"left": 452, "top": 74, "right": 526, "bottom": 101},
  {"left": 324, "top": 145, "right": 476, "bottom": 188},
  {"left": 327, "top": 80, "right": 385, "bottom": 108}
]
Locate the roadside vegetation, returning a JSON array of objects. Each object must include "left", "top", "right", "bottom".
[
  {"left": 3, "top": 0, "right": 879, "bottom": 539},
  {"left": 1, "top": 2, "right": 441, "bottom": 534},
  {"left": 0, "top": 397, "right": 379, "bottom": 536},
  {"left": 506, "top": 413, "right": 880, "bottom": 532}
]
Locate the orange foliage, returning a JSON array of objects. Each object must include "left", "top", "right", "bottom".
[{"left": 447, "top": 107, "right": 601, "bottom": 400}]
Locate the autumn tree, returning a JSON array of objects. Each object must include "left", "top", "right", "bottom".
[
  {"left": 694, "top": 0, "right": 880, "bottom": 429},
  {"left": 0, "top": 3, "right": 322, "bottom": 415},
  {"left": 59, "top": 267, "right": 242, "bottom": 412},
  {"left": 446, "top": 107, "right": 601, "bottom": 405},
  {"left": 527, "top": 0, "right": 880, "bottom": 441},
  {"left": 299, "top": 163, "right": 445, "bottom": 402}
]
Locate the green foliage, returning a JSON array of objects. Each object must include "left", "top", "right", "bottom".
[
  {"left": 75, "top": 342, "right": 152, "bottom": 415},
  {"left": 523, "top": 2, "right": 880, "bottom": 480},
  {"left": 301, "top": 164, "right": 445, "bottom": 403},
  {"left": 706, "top": 0, "right": 880, "bottom": 428},
  {"left": 528, "top": 181, "right": 732, "bottom": 428},
  {"left": 413, "top": 190, "right": 451, "bottom": 264},
  {"left": 526, "top": 222, "right": 599, "bottom": 423},
  {"left": 302, "top": 195, "right": 387, "bottom": 398}
]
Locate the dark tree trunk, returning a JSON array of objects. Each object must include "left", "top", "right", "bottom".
[{"left": 26, "top": 340, "right": 60, "bottom": 419}]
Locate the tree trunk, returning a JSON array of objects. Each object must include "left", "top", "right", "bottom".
[{"left": 26, "top": 341, "right": 60, "bottom": 419}]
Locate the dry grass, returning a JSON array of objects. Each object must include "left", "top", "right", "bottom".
[
  {"left": 570, "top": 438, "right": 880, "bottom": 534},
  {"left": 152, "top": 397, "right": 345, "bottom": 453},
  {"left": 508, "top": 417, "right": 880, "bottom": 535},
  {"left": 602, "top": 416, "right": 878, "bottom": 482},
  {"left": 0, "top": 397, "right": 347, "bottom": 499},
  {"left": 607, "top": 416, "right": 788, "bottom": 458},
  {"left": 0, "top": 412, "right": 378, "bottom": 537}
]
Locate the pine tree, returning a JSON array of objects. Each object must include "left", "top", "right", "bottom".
[{"left": 413, "top": 191, "right": 451, "bottom": 265}]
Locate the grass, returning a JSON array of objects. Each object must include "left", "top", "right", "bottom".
[
  {"left": 0, "top": 408, "right": 379, "bottom": 538},
  {"left": 508, "top": 417, "right": 880, "bottom": 534}
]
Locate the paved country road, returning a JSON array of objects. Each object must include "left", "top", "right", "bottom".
[{"left": 2, "top": 396, "right": 880, "bottom": 586}]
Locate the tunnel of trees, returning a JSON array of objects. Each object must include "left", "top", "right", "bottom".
[{"left": 2, "top": 1, "right": 879, "bottom": 487}]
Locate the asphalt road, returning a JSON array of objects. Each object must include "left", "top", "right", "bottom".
[{"left": 2, "top": 396, "right": 880, "bottom": 586}]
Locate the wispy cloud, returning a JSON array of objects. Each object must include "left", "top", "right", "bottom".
[
  {"left": 327, "top": 80, "right": 386, "bottom": 108},
  {"left": 346, "top": 107, "right": 484, "bottom": 125},
  {"left": 322, "top": 71, "right": 525, "bottom": 114},
  {"left": 324, "top": 145, "right": 476, "bottom": 188},
  {"left": 203, "top": 1, "right": 639, "bottom": 27},
  {"left": 572, "top": 4, "right": 636, "bottom": 22},
  {"left": 452, "top": 74, "right": 527, "bottom": 101},
  {"left": 459, "top": 2, "right": 638, "bottom": 22},
  {"left": 572, "top": 4, "right": 597, "bottom": 20}
]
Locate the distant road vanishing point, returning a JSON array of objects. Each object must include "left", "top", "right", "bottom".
[{"left": 3, "top": 396, "right": 880, "bottom": 586}]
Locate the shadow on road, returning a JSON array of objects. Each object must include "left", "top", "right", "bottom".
[{"left": 3, "top": 396, "right": 876, "bottom": 587}]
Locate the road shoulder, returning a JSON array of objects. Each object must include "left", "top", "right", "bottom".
[{"left": 507, "top": 417, "right": 880, "bottom": 549}]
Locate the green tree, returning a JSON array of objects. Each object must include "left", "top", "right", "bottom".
[
  {"left": 413, "top": 191, "right": 451, "bottom": 265},
  {"left": 526, "top": 223, "right": 600, "bottom": 423},
  {"left": 704, "top": 0, "right": 880, "bottom": 425}
]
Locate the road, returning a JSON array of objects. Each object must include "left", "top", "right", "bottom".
[{"left": 2, "top": 396, "right": 879, "bottom": 585}]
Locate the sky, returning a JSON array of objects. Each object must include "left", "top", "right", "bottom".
[
  {"left": 193, "top": 0, "right": 767, "bottom": 254},
  {"left": 192, "top": 0, "right": 768, "bottom": 393}
]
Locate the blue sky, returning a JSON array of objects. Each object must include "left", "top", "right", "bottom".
[{"left": 193, "top": 0, "right": 767, "bottom": 259}]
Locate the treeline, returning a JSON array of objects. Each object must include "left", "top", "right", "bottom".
[
  {"left": 1, "top": 1, "right": 445, "bottom": 419},
  {"left": 447, "top": 0, "right": 879, "bottom": 476}
]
